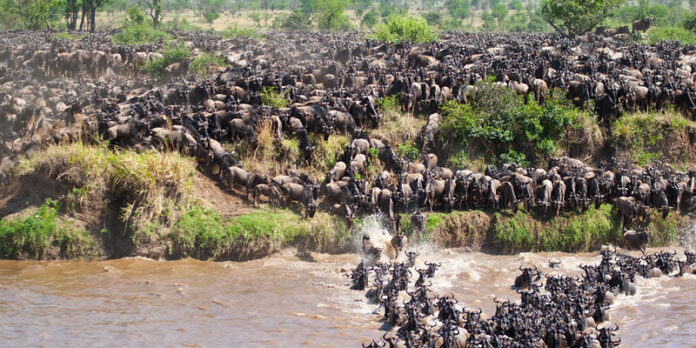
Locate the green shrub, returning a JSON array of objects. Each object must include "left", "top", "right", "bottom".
[
  {"left": 681, "top": 11, "right": 696, "bottom": 32},
  {"left": 112, "top": 21, "right": 169, "bottom": 45},
  {"left": 439, "top": 79, "right": 585, "bottom": 165},
  {"left": 0, "top": 199, "right": 97, "bottom": 259},
  {"left": 142, "top": 43, "right": 191, "bottom": 79},
  {"left": 372, "top": 15, "right": 439, "bottom": 44},
  {"left": 161, "top": 17, "right": 203, "bottom": 32},
  {"left": 397, "top": 141, "right": 421, "bottom": 161},
  {"left": 220, "top": 25, "right": 262, "bottom": 40},
  {"left": 647, "top": 26, "right": 696, "bottom": 45},
  {"left": 273, "top": 10, "right": 313, "bottom": 31},
  {"left": 261, "top": 86, "right": 288, "bottom": 108},
  {"left": 376, "top": 95, "right": 400, "bottom": 114},
  {"left": 190, "top": 52, "right": 226, "bottom": 75}
]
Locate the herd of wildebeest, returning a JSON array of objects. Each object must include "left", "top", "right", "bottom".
[
  {"left": 351, "top": 246, "right": 696, "bottom": 347},
  {"left": 1, "top": 30, "right": 696, "bottom": 246}
]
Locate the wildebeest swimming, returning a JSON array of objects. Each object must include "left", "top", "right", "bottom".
[{"left": 352, "top": 247, "right": 694, "bottom": 347}]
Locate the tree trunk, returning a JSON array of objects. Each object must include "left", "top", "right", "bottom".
[
  {"left": 79, "top": 0, "right": 87, "bottom": 31},
  {"left": 90, "top": 3, "right": 96, "bottom": 33}
]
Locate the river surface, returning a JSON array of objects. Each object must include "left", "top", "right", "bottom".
[{"left": 1, "top": 228, "right": 696, "bottom": 347}]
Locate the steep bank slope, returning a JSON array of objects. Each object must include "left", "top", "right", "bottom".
[{"left": 0, "top": 143, "right": 693, "bottom": 261}]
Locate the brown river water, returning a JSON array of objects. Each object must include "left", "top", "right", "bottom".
[{"left": 1, "top": 219, "right": 696, "bottom": 347}]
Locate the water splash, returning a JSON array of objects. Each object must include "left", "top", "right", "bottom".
[{"left": 677, "top": 218, "right": 696, "bottom": 251}]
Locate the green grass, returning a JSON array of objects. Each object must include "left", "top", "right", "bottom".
[
  {"left": 190, "top": 52, "right": 227, "bottom": 75},
  {"left": 0, "top": 200, "right": 98, "bottom": 259},
  {"left": 18, "top": 142, "right": 198, "bottom": 247},
  {"left": 220, "top": 25, "right": 262, "bottom": 40},
  {"left": 612, "top": 110, "right": 696, "bottom": 166},
  {"left": 647, "top": 26, "right": 696, "bottom": 45},
  {"left": 142, "top": 43, "right": 191, "bottom": 79},
  {"left": 492, "top": 204, "right": 683, "bottom": 253},
  {"left": 170, "top": 208, "right": 351, "bottom": 260}
]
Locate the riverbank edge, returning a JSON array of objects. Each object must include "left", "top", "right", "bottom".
[{"left": 1, "top": 187, "right": 691, "bottom": 261}]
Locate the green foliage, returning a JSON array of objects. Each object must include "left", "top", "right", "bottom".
[
  {"left": 190, "top": 52, "right": 226, "bottom": 75},
  {"left": 612, "top": 110, "right": 696, "bottom": 166},
  {"left": 372, "top": 15, "right": 439, "bottom": 44},
  {"left": 5, "top": 0, "right": 61, "bottom": 29},
  {"left": 220, "top": 25, "right": 262, "bottom": 39},
  {"left": 440, "top": 80, "right": 585, "bottom": 165},
  {"left": 397, "top": 141, "right": 421, "bottom": 161},
  {"left": 376, "top": 95, "right": 400, "bottom": 114},
  {"left": 0, "top": 199, "right": 97, "bottom": 259},
  {"left": 171, "top": 208, "right": 350, "bottom": 260},
  {"left": 499, "top": 149, "right": 529, "bottom": 167},
  {"left": 261, "top": 86, "right": 288, "bottom": 108},
  {"left": 112, "top": 20, "right": 169, "bottom": 45},
  {"left": 423, "top": 10, "right": 442, "bottom": 27},
  {"left": 314, "top": 0, "right": 352, "bottom": 31},
  {"left": 160, "top": 17, "right": 203, "bottom": 32},
  {"left": 362, "top": 9, "right": 379, "bottom": 28},
  {"left": 542, "top": 0, "right": 626, "bottom": 35},
  {"left": 682, "top": 10, "right": 696, "bottom": 32},
  {"left": 171, "top": 206, "right": 227, "bottom": 259},
  {"left": 493, "top": 204, "right": 620, "bottom": 252},
  {"left": 647, "top": 26, "right": 696, "bottom": 45},
  {"left": 127, "top": 5, "right": 146, "bottom": 24},
  {"left": 446, "top": 0, "right": 470, "bottom": 19},
  {"left": 142, "top": 43, "right": 191, "bottom": 79},
  {"left": 491, "top": 3, "right": 508, "bottom": 23},
  {"left": 198, "top": 0, "right": 223, "bottom": 26},
  {"left": 273, "top": 10, "right": 313, "bottom": 30}
]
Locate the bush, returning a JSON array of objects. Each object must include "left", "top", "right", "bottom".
[
  {"left": 682, "top": 11, "right": 696, "bottom": 32},
  {"left": 363, "top": 9, "right": 379, "bottom": 28},
  {"left": 261, "top": 86, "right": 288, "bottom": 108},
  {"left": 273, "top": 10, "right": 313, "bottom": 31},
  {"left": 372, "top": 15, "right": 439, "bottom": 44},
  {"left": 220, "top": 25, "right": 262, "bottom": 40},
  {"left": 439, "top": 79, "right": 586, "bottom": 165},
  {"left": 376, "top": 95, "right": 400, "bottom": 114},
  {"left": 142, "top": 43, "right": 191, "bottom": 79},
  {"left": 647, "top": 26, "right": 696, "bottom": 45},
  {"left": 112, "top": 21, "right": 169, "bottom": 45},
  {"left": 0, "top": 199, "right": 97, "bottom": 259},
  {"left": 190, "top": 52, "right": 226, "bottom": 75},
  {"left": 397, "top": 141, "right": 421, "bottom": 161},
  {"left": 160, "top": 17, "right": 203, "bottom": 32}
]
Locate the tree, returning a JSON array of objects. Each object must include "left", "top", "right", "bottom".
[
  {"left": 446, "top": 0, "right": 469, "bottom": 20},
  {"left": 423, "top": 10, "right": 442, "bottom": 26},
  {"left": 197, "top": 0, "right": 222, "bottom": 27},
  {"left": 491, "top": 3, "right": 508, "bottom": 24},
  {"left": 315, "top": 0, "right": 351, "bottom": 30},
  {"left": 362, "top": 9, "right": 378, "bottom": 28},
  {"left": 7, "top": 0, "right": 61, "bottom": 29},
  {"left": 250, "top": 11, "right": 261, "bottom": 26},
  {"left": 541, "top": 0, "right": 626, "bottom": 35},
  {"left": 140, "top": 0, "right": 163, "bottom": 28}
]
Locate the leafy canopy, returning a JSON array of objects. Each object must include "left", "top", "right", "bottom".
[
  {"left": 541, "top": 0, "right": 626, "bottom": 35},
  {"left": 372, "top": 15, "right": 439, "bottom": 44}
]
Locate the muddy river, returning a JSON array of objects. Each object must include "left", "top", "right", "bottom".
[{"left": 1, "top": 222, "right": 695, "bottom": 347}]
